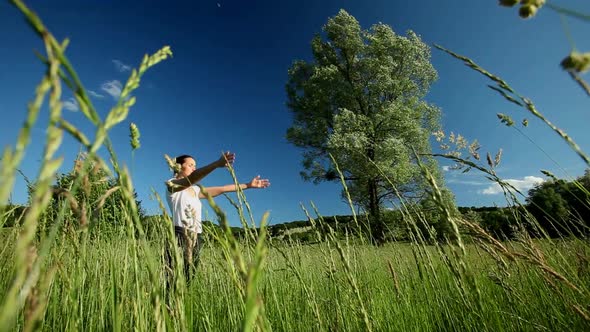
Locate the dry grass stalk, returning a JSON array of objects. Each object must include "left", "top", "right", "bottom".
[
  {"left": 461, "top": 218, "right": 515, "bottom": 261},
  {"left": 572, "top": 305, "right": 590, "bottom": 322},
  {"left": 435, "top": 44, "right": 590, "bottom": 167},
  {"left": 568, "top": 71, "right": 590, "bottom": 97},
  {"left": 387, "top": 259, "right": 401, "bottom": 296}
]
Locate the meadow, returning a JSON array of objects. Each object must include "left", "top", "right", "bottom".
[
  {"left": 1, "top": 224, "right": 589, "bottom": 331},
  {"left": 1, "top": 0, "right": 590, "bottom": 331}
]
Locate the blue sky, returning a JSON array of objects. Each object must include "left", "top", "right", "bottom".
[{"left": 1, "top": 0, "right": 589, "bottom": 226}]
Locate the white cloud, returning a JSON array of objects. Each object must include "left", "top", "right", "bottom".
[
  {"left": 112, "top": 59, "right": 131, "bottom": 72},
  {"left": 442, "top": 166, "right": 450, "bottom": 172},
  {"left": 447, "top": 178, "right": 487, "bottom": 186},
  {"left": 63, "top": 97, "right": 78, "bottom": 112},
  {"left": 89, "top": 90, "right": 105, "bottom": 98},
  {"left": 479, "top": 176, "right": 545, "bottom": 195},
  {"left": 101, "top": 80, "right": 122, "bottom": 100}
]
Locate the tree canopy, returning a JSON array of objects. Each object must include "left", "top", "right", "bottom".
[{"left": 286, "top": 10, "right": 448, "bottom": 242}]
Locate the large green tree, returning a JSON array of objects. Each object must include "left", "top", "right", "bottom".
[
  {"left": 526, "top": 170, "right": 590, "bottom": 237},
  {"left": 286, "top": 10, "right": 446, "bottom": 242}
]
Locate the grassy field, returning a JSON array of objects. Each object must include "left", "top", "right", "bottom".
[
  {"left": 1, "top": 223, "right": 590, "bottom": 331},
  {"left": 0, "top": 224, "right": 590, "bottom": 331}
]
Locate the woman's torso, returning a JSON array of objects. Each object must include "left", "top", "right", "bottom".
[{"left": 166, "top": 182, "right": 202, "bottom": 233}]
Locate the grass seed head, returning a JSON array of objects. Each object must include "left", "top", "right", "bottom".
[
  {"left": 540, "top": 169, "right": 557, "bottom": 181},
  {"left": 487, "top": 152, "right": 494, "bottom": 168},
  {"left": 499, "top": 0, "right": 520, "bottom": 7},
  {"left": 129, "top": 122, "right": 141, "bottom": 150},
  {"left": 468, "top": 140, "right": 481, "bottom": 160},
  {"left": 494, "top": 148, "right": 503, "bottom": 167},
  {"left": 497, "top": 113, "right": 514, "bottom": 126},
  {"left": 164, "top": 154, "right": 181, "bottom": 174},
  {"left": 519, "top": 4, "right": 538, "bottom": 19},
  {"left": 432, "top": 130, "right": 445, "bottom": 142},
  {"left": 561, "top": 52, "right": 590, "bottom": 74}
]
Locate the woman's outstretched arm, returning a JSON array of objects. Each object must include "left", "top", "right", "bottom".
[
  {"left": 199, "top": 175, "right": 270, "bottom": 198},
  {"left": 166, "top": 152, "right": 235, "bottom": 193}
]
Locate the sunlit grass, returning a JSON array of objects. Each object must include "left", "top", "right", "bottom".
[{"left": 1, "top": 230, "right": 589, "bottom": 331}]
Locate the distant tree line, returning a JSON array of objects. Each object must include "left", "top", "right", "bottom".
[
  {"left": 4, "top": 166, "right": 589, "bottom": 245},
  {"left": 231, "top": 170, "right": 590, "bottom": 244}
]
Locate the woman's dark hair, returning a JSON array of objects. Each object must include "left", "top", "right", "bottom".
[
  {"left": 175, "top": 155, "right": 193, "bottom": 165},
  {"left": 174, "top": 154, "right": 194, "bottom": 174}
]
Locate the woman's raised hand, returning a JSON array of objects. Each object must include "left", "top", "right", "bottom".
[
  {"left": 247, "top": 175, "right": 270, "bottom": 189},
  {"left": 217, "top": 151, "right": 236, "bottom": 167}
]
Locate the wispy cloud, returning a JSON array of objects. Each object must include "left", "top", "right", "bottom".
[
  {"left": 479, "top": 176, "right": 545, "bottom": 195},
  {"left": 442, "top": 166, "right": 450, "bottom": 172},
  {"left": 112, "top": 59, "right": 131, "bottom": 72},
  {"left": 89, "top": 90, "right": 105, "bottom": 99},
  {"left": 63, "top": 97, "right": 79, "bottom": 112},
  {"left": 101, "top": 80, "right": 122, "bottom": 100},
  {"left": 447, "top": 178, "right": 488, "bottom": 186}
]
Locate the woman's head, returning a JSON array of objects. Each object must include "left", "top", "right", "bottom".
[{"left": 174, "top": 154, "right": 196, "bottom": 178}]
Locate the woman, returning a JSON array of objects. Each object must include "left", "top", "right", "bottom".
[{"left": 165, "top": 152, "right": 270, "bottom": 279}]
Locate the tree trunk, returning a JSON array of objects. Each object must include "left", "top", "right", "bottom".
[
  {"left": 366, "top": 143, "right": 384, "bottom": 244},
  {"left": 367, "top": 178, "right": 384, "bottom": 244}
]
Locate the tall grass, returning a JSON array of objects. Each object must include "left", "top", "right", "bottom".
[
  {"left": 1, "top": 0, "right": 589, "bottom": 331},
  {"left": 2, "top": 227, "right": 589, "bottom": 331}
]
